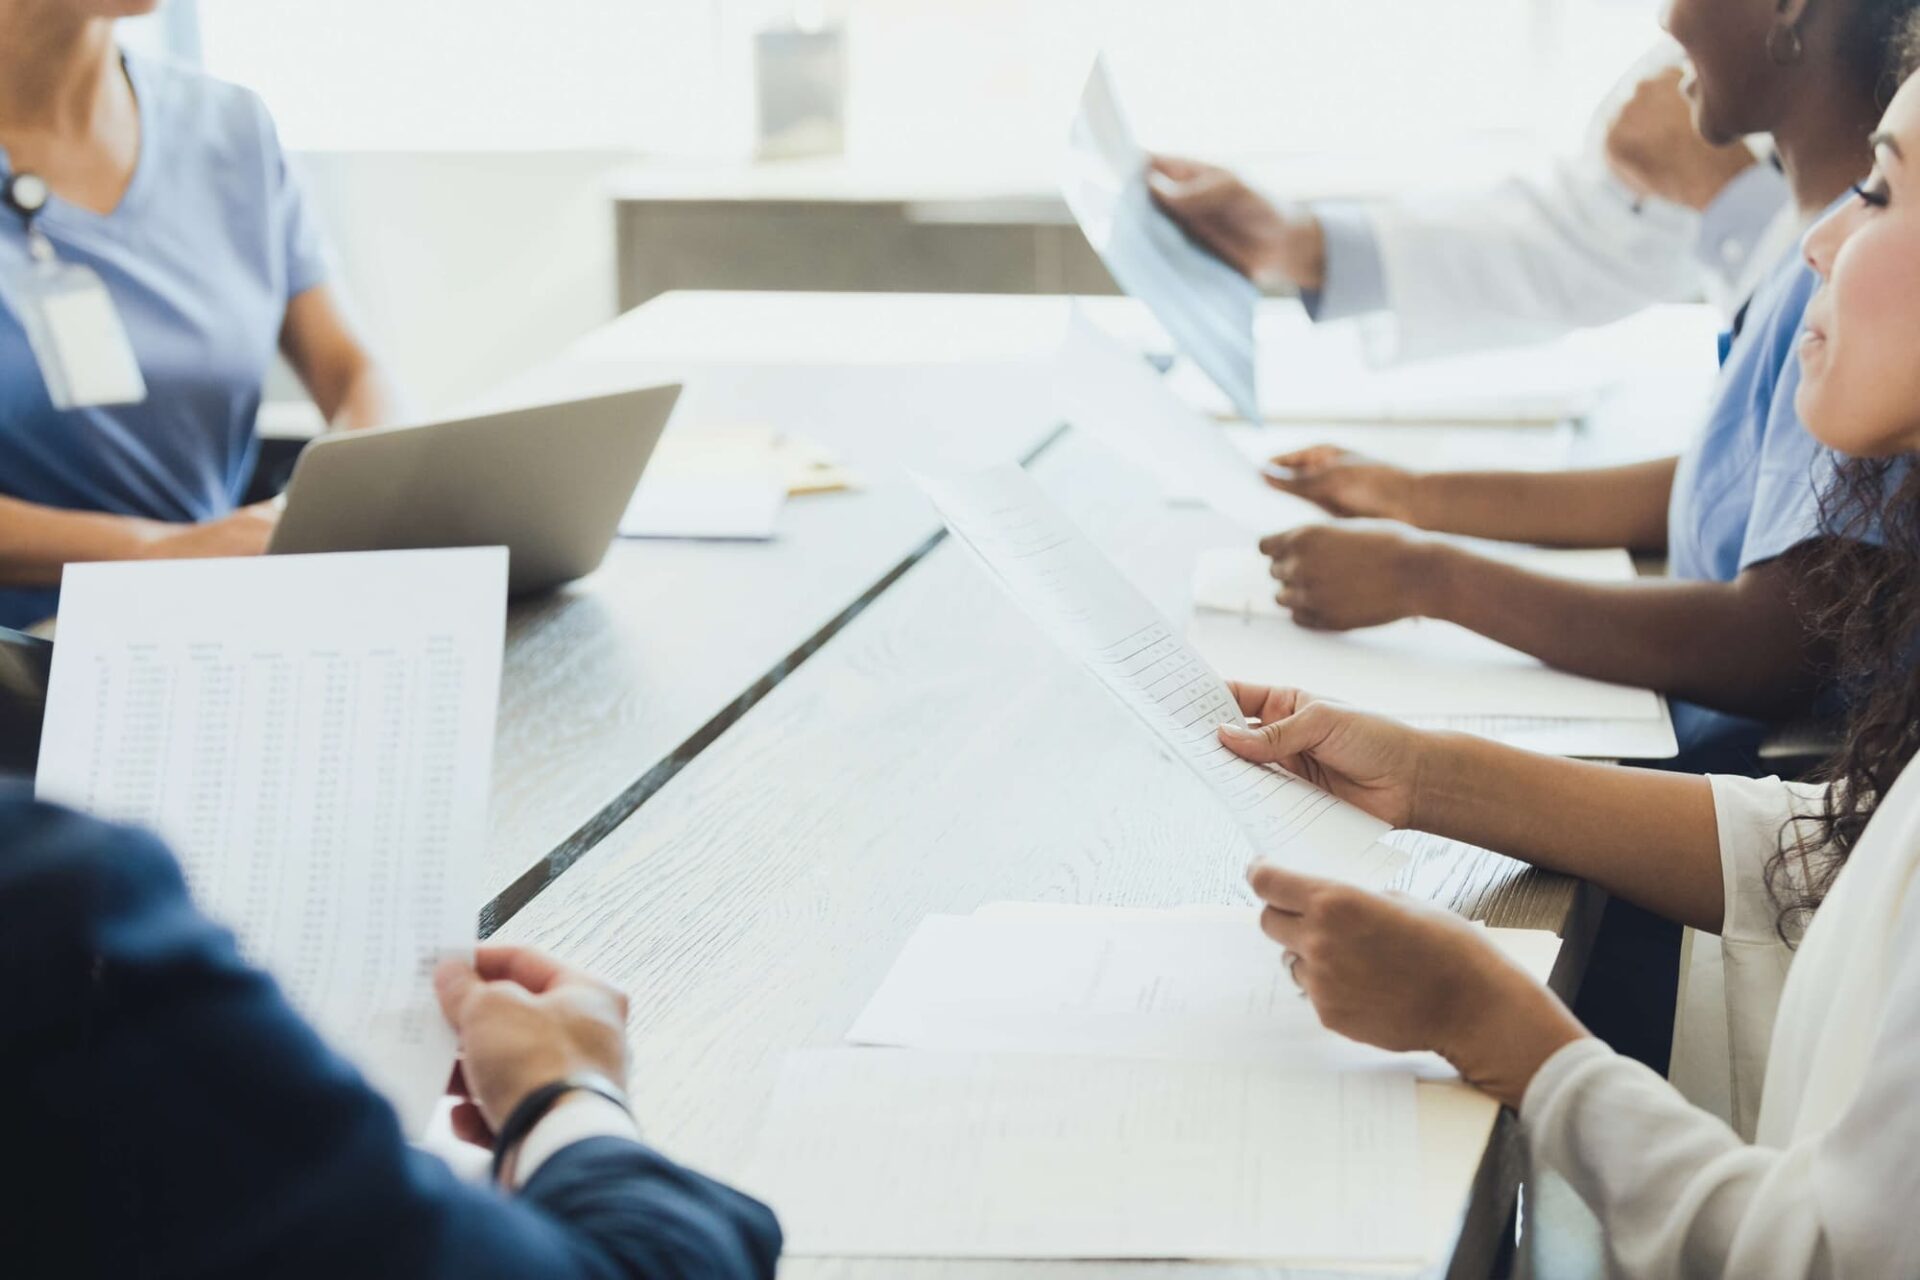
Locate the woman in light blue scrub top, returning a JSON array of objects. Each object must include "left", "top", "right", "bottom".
[
  {"left": 1187, "top": 0, "right": 1920, "bottom": 766},
  {"left": 0, "top": 0, "right": 401, "bottom": 629}
]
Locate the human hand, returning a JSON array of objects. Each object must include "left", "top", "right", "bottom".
[
  {"left": 134, "top": 501, "right": 280, "bottom": 560},
  {"left": 1216, "top": 684, "right": 1434, "bottom": 829},
  {"left": 1604, "top": 64, "right": 1756, "bottom": 211},
  {"left": 1259, "top": 523, "right": 1443, "bottom": 630},
  {"left": 1247, "top": 862, "right": 1589, "bottom": 1108},
  {"left": 1148, "top": 155, "right": 1327, "bottom": 290},
  {"left": 434, "top": 946, "right": 631, "bottom": 1145},
  {"left": 1263, "top": 446, "right": 1415, "bottom": 520}
]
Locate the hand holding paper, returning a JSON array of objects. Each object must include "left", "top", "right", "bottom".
[{"left": 1063, "top": 56, "right": 1262, "bottom": 423}]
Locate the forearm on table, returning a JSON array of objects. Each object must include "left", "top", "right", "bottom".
[
  {"left": 1415, "top": 733, "right": 1724, "bottom": 931},
  {"left": 0, "top": 495, "right": 154, "bottom": 585},
  {"left": 1400, "top": 458, "right": 1677, "bottom": 550},
  {"left": 1418, "top": 548, "right": 1820, "bottom": 718}
]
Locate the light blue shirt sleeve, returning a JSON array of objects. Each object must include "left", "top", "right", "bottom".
[
  {"left": 253, "top": 98, "right": 330, "bottom": 298},
  {"left": 1693, "top": 161, "right": 1791, "bottom": 298},
  {"left": 1298, "top": 202, "right": 1388, "bottom": 322}
]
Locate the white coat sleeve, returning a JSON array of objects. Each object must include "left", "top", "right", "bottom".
[{"left": 1359, "top": 153, "right": 1708, "bottom": 365}]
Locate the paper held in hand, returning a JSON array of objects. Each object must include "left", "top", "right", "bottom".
[
  {"left": 914, "top": 463, "right": 1400, "bottom": 886},
  {"left": 35, "top": 548, "right": 508, "bottom": 1137},
  {"left": 1062, "top": 55, "right": 1262, "bottom": 424}
]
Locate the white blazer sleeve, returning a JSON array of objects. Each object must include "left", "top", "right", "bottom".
[
  {"left": 1710, "top": 774, "right": 1827, "bottom": 1137},
  {"left": 1523, "top": 906, "right": 1920, "bottom": 1279},
  {"left": 1360, "top": 154, "right": 1707, "bottom": 365},
  {"left": 1518, "top": 776, "right": 1920, "bottom": 1278}
]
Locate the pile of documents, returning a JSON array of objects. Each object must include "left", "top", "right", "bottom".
[
  {"left": 745, "top": 902, "right": 1561, "bottom": 1263},
  {"left": 620, "top": 424, "right": 858, "bottom": 541}
]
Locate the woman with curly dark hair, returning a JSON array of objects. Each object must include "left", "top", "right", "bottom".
[{"left": 1207, "top": 37, "right": 1920, "bottom": 1275}]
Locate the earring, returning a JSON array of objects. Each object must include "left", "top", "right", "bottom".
[{"left": 1768, "top": 24, "right": 1805, "bottom": 66}]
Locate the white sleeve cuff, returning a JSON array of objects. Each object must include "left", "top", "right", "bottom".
[
  {"left": 1519, "top": 1035, "right": 1616, "bottom": 1124},
  {"left": 511, "top": 1092, "right": 644, "bottom": 1189}
]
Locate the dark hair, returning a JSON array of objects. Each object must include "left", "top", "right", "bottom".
[
  {"left": 1772, "top": 464, "right": 1920, "bottom": 939},
  {"left": 1768, "top": 24, "right": 1920, "bottom": 939},
  {"left": 1848, "top": 2, "right": 1920, "bottom": 103}
]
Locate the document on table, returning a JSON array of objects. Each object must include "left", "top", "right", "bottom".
[
  {"left": 917, "top": 464, "right": 1400, "bottom": 885},
  {"left": 848, "top": 906, "right": 1561, "bottom": 1078},
  {"left": 1403, "top": 713, "right": 1678, "bottom": 760},
  {"left": 1063, "top": 55, "right": 1261, "bottom": 424},
  {"left": 1166, "top": 304, "right": 1610, "bottom": 426},
  {"left": 1053, "top": 311, "right": 1323, "bottom": 534},
  {"left": 1189, "top": 546, "right": 1667, "bottom": 720},
  {"left": 35, "top": 548, "right": 508, "bottom": 1137},
  {"left": 744, "top": 1048, "right": 1422, "bottom": 1262},
  {"left": 619, "top": 426, "right": 793, "bottom": 540}
]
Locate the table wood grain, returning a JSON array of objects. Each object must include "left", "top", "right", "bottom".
[
  {"left": 496, "top": 431, "right": 1587, "bottom": 1278},
  {"left": 475, "top": 360, "right": 1062, "bottom": 910}
]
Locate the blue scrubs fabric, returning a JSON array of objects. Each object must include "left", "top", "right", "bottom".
[
  {"left": 1664, "top": 244, "right": 1837, "bottom": 754},
  {"left": 0, "top": 52, "right": 329, "bottom": 627}
]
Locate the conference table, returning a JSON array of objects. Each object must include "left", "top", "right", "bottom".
[{"left": 462, "top": 292, "right": 1718, "bottom": 1279}]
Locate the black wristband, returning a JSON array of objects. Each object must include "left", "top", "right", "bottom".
[{"left": 489, "top": 1070, "right": 632, "bottom": 1186}]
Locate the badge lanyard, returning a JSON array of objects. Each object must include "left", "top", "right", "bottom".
[{"left": 3, "top": 170, "right": 146, "bottom": 409}]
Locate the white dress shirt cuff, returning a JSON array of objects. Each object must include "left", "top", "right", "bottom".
[
  {"left": 511, "top": 1092, "right": 644, "bottom": 1189},
  {"left": 1301, "top": 202, "right": 1389, "bottom": 322}
]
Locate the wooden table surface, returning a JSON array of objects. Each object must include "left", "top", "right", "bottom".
[{"left": 464, "top": 295, "right": 1616, "bottom": 1279}]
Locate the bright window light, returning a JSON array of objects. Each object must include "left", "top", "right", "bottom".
[{"left": 190, "top": 0, "right": 1664, "bottom": 169}]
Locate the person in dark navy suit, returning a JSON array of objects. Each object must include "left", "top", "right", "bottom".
[{"left": 0, "top": 789, "right": 781, "bottom": 1279}]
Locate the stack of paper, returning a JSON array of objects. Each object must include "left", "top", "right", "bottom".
[
  {"left": 744, "top": 903, "right": 1563, "bottom": 1262},
  {"left": 620, "top": 424, "right": 853, "bottom": 540},
  {"left": 745, "top": 1048, "right": 1421, "bottom": 1262},
  {"left": 850, "top": 902, "right": 1561, "bottom": 1078},
  {"left": 35, "top": 549, "right": 508, "bottom": 1137},
  {"left": 1187, "top": 545, "right": 1676, "bottom": 757}
]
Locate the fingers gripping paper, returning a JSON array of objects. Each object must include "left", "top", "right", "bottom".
[{"left": 916, "top": 465, "right": 1399, "bottom": 884}]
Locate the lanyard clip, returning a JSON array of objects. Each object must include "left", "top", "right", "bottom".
[{"left": 4, "top": 173, "right": 54, "bottom": 262}]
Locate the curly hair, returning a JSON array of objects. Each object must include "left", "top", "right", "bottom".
[
  {"left": 1772, "top": 465, "right": 1920, "bottom": 938},
  {"left": 1767, "top": 21, "right": 1920, "bottom": 940},
  {"left": 1849, "top": 0, "right": 1920, "bottom": 103}
]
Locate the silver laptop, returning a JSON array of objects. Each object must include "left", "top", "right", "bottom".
[{"left": 269, "top": 384, "right": 680, "bottom": 595}]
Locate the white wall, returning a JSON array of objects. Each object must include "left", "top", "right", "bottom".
[{"left": 283, "top": 152, "right": 624, "bottom": 416}]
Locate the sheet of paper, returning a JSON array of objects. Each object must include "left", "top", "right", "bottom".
[
  {"left": 744, "top": 1049, "right": 1422, "bottom": 1262},
  {"left": 1166, "top": 304, "right": 1610, "bottom": 426},
  {"left": 967, "top": 901, "right": 1570, "bottom": 982},
  {"left": 917, "top": 465, "right": 1399, "bottom": 885},
  {"left": 1189, "top": 546, "right": 1665, "bottom": 720},
  {"left": 1053, "top": 312, "right": 1322, "bottom": 534},
  {"left": 1063, "top": 56, "right": 1261, "bottom": 424},
  {"left": 622, "top": 474, "right": 786, "bottom": 540},
  {"left": 848, "top": 907, "right": 1562, "bottom": 1079},
  {"left": 1405, "top": 713, "right": 1678, "bottom": 760},
  {"left": 35, "top": 549, "right": 508, "bottom": 1137},
  {"left": 1227, "top": 420, "right": 1578, "bottom": 476}
]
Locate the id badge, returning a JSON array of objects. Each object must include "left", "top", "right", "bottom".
[{"left": 1, "top": 254, "right": 146, "bottom": 410}]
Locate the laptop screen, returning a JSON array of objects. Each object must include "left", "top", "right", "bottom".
[{"left": 0, "top": 627, "right": 52, "bottom": 781}]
